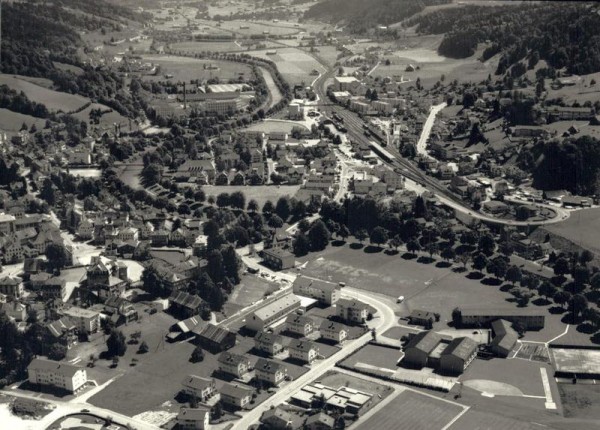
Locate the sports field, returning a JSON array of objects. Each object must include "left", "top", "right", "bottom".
[
  {"left": 247, "top": 47, "right": 325, "bottom": 86},
  {"left": 356, "top": 390, "right": 464, "bottom": 430},
  {"left": 140, "top": 55, "right": 252, "bottom": 83}
]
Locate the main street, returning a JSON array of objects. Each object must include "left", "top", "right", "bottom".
[{"left": 230, "top": 286, "right": 397, "bottom": 430}]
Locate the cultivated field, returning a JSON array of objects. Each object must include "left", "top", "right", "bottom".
[
  {"left": 356, "top": 390, "right": 463, "bottom": 430},
  {"left": 246, "top": 47, "right": 325, "bottom": 86},
  {"left": 0, "top": 109, "right": 46, "bottom": 133},
  {"left": 0, "top": 74, "right": 89, "bottom": 112},
  {"left": 203, "top": 185, "right": 301, "bottom": 208},
  {"left": 140, "top": 55, "right": 252, "bottom": 83}
]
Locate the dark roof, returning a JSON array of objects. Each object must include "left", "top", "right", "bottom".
[
  {"left": 286, "top": 314, "right": 314, "bottom": 326},
  {"left": 196, "top": 323, "right": 234, "bottom": 342},
  {"left": 405, "top": 331, "right": 442, "bottom": 354},
  {"left": 169, "top": 291, "right": 203, "bottom": 310},
  {"left": 491, "top": 319, "right": 518, "bottom": 351},
  {"left": 305, "top": 412, "right": 335, "bottom": 427},
  {"left": 254, "top": 331, "right": 284, "bottom": 345},
  {"left": 181, "top": 375, "right": 214, "bottom": 391},
  {"left": 409, "top": 309, "right": 435, "bottom": 320},
  {"left": 319, "top": 320, "right": 347, "bottom": 333},
  {"left": 261, "top": 407, "right": 292, "bottom": 425},
  {"left": 442, "top": 337, "right": 478, "bottom": 360},
  {"left": 255, "top": 357, "right": 286, "bottom": 374},
  {"left": 289, "top": 339, "right": 317, "bottom": 352},
  {"left": 220, "top": 382, "right": 253, "bottom": 398},
  {"left": 27, "top": 358, "right": 83, "bottom": 378},
  {"left": 218, "top": 352, "right": 249, "bottom": 366},
  {"left": 177, "top": 407, "right": 209, "bottom": 421}
]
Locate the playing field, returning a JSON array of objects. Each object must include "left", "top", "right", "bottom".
[
  {"left": 448, "top": 409, "right": 542, "bottom": 430},
  {"left": 140, "top": 55, "right": 252, "bottom": 83},
  {"left": 356, "top": 391, "right": 463, "bottom": 430},
  {"left": 246, "top": 47, "right": 325, "bottom": 86}
]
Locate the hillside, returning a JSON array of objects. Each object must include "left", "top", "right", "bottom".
[
  {"left": 303, "top": 0, "right": 449, "bottom": 34},
  {"left": 409, "top": 2, "right": 600, "bottom": 75},
  {"left": 0, "top": 0, "right": 147, "bottom": 117}
]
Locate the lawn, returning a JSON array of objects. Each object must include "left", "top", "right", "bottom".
[
  {"left": 341, "top": 344, "right": 400, "bottom": 371},
  {"left": 0, "top": 74, "right": 89, "bottom": 112},
  {"left": 356, "top": 390, "right": 463, "bottom": 430},
  {"left": 243, "top": 120, "right": 309, "bottom": 133},
  {"left": 170, "top": 41, "right": 244, "bottom": 53},
  {"left": 203, "top": 185, "right": 301, "bottom": 209},
  {"left": 72, "top": 103, "right": 136, "bottom": 132},
  {"left": 448, "top": 409, "right": 542, "bottom": 430},
  {"left": 140, "top": 55, "right": 252, "bottom": 83},
  {"left": 559, "top": 383, "right": 600, "bottom": 420},
  {"left": 223, "top": 273, "right": 280, "bottom": 317}
]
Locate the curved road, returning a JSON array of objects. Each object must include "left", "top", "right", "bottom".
[
  {"left": 230, "top": 286, "right": 397, "bottom": 430},
  {"left": 310, "top": 58, "right": 569, "bottom": 227}
]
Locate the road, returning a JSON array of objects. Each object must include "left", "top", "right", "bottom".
[
  {"left": 2, "top": 389, "right": 159, "bottom": 430},
  {"left": 310, "top": 58, "right": 569, "bottom": 227},
  {"left": 230, "top": 286, "right": 397, "bottom": 429},
  {"left": 416, "top": 102, "right": 447, "bottom": 159}
]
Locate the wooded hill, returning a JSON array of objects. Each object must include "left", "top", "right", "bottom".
[
  {"left": 303, "top": 0, "right": 449, "bottom": 34},
  {"left": 410, "top": 2, "right": 600, "bottom": 75}
]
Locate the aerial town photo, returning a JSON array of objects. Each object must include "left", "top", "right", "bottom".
[{"left": 1, "top": 0, "right": 600, "bottom": 429}]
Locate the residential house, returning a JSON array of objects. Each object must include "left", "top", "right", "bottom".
[
  {"left": 220, "top": 383, "right": 254, "bottom": 410},
  {"left": 218, "top": 352, "right": 251, "bottom": 378},
  {"left": 103, "top": 297, "right": 138, "bottom": 323},
  {"left": 177, "top": 407, "right": 210, "bottom": 430},
  {"left": 28, "top": 358, "right": 87, "bottom": 394},
  {"left": 336, "top": 298, "right": 368, "bottom": 324},
  {"left": 181, "top": 375, "right": 217, "bottom": 403},
  {"left": 319, "top": 321, "right": 348, "bottom": 344},
  {"left": 292, "top": 277, "right": 341, "bottom": 305},
  {"left": 285, "top": 314, "right": 315, "bottom": 337},
  {"left": 262, "top": 248, "right": 295, "bottom": 271},
  {"left": 408, "top": 309, "right": 436, "bottom": 327},
  {"left": 305, "top": 412, "right": 335, "bottom": 430},
  {"left": 0, "top": 276, "right": 24, "bottom": 298},
  {"left": 254, "top": 331, "right": 286, "bottom": 356},
  {"left": 39, "top": 278, "right": 66, "bottom": 301},
  {"left": 60, "top": 306, "right": 100, "bottom": 334},
  {"left": 169, "top": 291, "right": 204, "bottom": 318},
  {"left": 288, "top": 340, "right": 319, "bottom": 364},
  {"left": 0, "top": 301, "right": 27, "bottom": 321},
  {"left": 254, "top": 358, "right": 288, "bottom": 387},
  {"left": 260, "top": 407, "right": 292, "bottom": 429},
  {"left": 46, "top": 318, "right": 78, "bottom": 349}
]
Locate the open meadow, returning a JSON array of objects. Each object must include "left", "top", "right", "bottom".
[
  {"left": 140, "top": 55, "right": 252, "bottom": 83},
  {"left": 246, "top": 47, "right": 325, "bottom": 86}
]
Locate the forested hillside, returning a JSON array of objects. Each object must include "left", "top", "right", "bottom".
[
  {"left": 0, "top": 1, "right": 147, "bottom": 117},
  {"left": 411, "top": 2, "right": 600, "bottom": 75},
  {"left": 304, "top": 0, "right": 449, "bottom": 34}
]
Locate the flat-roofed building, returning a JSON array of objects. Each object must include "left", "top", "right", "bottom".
[
  {"left": 262, "top": 248, "right": 295, "bottom": 271},
  {"left": 27, "top": 358, "right": 87, "bottom": 393},
  {"left": 61, "top": 306, "right": 100, "bottom": 334},
  {"left": 292, "top": 276, "right": 341, "bottom": 306},
  {"left": 459, "top": 308, "right": 545, "bottom": 330},
  {"left": 246, "top": 295, "right": 301, "bottom": 332}
]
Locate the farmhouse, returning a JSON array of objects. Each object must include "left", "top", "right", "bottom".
[
  {"left": 27, "top": 358, "right": 87, "bottom": 394},
  {"left": 193, "top": 324, "right": 236, "bottom": 353},
  {"left": 292, "top": 276, "right": 341, "bottom": 305}
]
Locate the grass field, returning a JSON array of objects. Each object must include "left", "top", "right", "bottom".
[
  {"left": 542, "top": 207, "right": 600, "bottom": 258},
  {"left": 341, "top": 344, "right": 400, "bottom": 371},
  {"left": 244, "top": 120, "right": 309, "bottom": 133},
  {"left": 217, "top": 20, "right": 300, "bottom": 37},
  {"left": 356, "top": 390, "right": 463, "bottom": 430},
  {"left": 170, "top": 41, "right": 245, "bottom": 53},
  {"left": 448, "top": 409, "right": 542, "bottom": 430},
  {"left": 559, "top": 384, "right": 600, "bottom": 420},
  {"left": 140, "top": 55, "right": 252, "bottom": 83},
  {"left": 223, "top": 273, "right": 280, "bottom": 316},
  {"left": 246, "top": 47, "right": 325, "bottom": 86},
  {"left": 72, "top": 102, "right": 136, "bottom": 131},
  {"left": 0, "top": 109, "right": 46, "bottom": 133},
  {"left": 0, "top": 74, "right": 89, "bottom": 112},
  {"left": 203, "top": 185, "right": 301, "bottom": 208}
]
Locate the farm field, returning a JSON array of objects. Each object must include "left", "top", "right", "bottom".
[
  {"left": 217, "top": 20, "right": 300, "bottom": 37},
  {"left": 356, "top": 390, "right": 463, "bottom": 430},
  {"left": 140, "top": 55, "right": 252, "bottom": 83},
  {"left": 0, "top": 109, "right": 46, "bottom": 133},
  {"left": 0, "top": 74, "right": 89, "bottom": 113},
  {"left": 203, "top": 185, "right": 301, "bottom": 209},
  {"left": 246, "top": 47, "right": 325, "bottom": 86}
]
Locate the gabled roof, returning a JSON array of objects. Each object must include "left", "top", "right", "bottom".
[
  {"left": 177, "top": 407, "right": 210, "bottom": 422},
  {"left": 292, "top": 276, "right": 340, "bottom": 293},
  {"left": 319, "top": 320, "right": 347, "bottom": 333},
  {"left": 491, "top": 319, "right": 518, "bottom": 351},
  {"left": 305, "top": 412, "right": 335, "bottom": 427},
  {"left": 254, "top": 331, "right": 284, "bottom": 345},
  {"left": 218, "top": 352, "right": 249, "bottom": 366},
  {"left": 46, "top": 318, "right": 76, "bottom": 338},
  {"left": 28, "top": 358, "right": 83, "bottom": 378},
  {"left": 442, "top": 336, "right": 478, "bottom": 361},
  {"left": 261, "top": 407, "right": 292, "bottom": 425},
  {"left": 169, "top": 291, "right": 203, "bottom": 310},
  {"left": 286, "top": 314, "right": 314, "bottom": 327},
  {"left": 255, "top": 358, "right": 286, "bottom": 375},
  {"left": 220, "top": 382, "right": 253, "bottom": 398},
  {"left": 405, "top": 331, "right": 442, "bottom": 354},
  {"left": 181, "top": 375, "right": 214, "bottom": 391},
  {"left": 289, "top": 339, "right": 317, "bottom": 352},
  {"left": 195, "top": 323, "right": 234, "bottom": 343}
]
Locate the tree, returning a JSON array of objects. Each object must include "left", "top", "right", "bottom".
[
  {"left": 354, "top": 228, "right": 369, "bottom": 244},
  {"left": 138, "top": 341, "right": 149, "bottom": 354},
  {"left": 472, "top": 252, "right": 488, "bottom": 274},
  {"left": 370, "top": 227, "right": 388, "bottom": 248},
  {"left": 487, "top": 257, "right": 507, "bottom": 280},
  {"left": 554, "top": 257, "right": 570, "bottom": 277},
  {"left": 308, "top": 220, "right": 331, "bottom": 251},
  {"left": 229, "top": 191, "right": 246, "bottom": 210},
  {"left": 141, "top": 163, "right": 162, "bottom": 185},
  {"left": 441, "top": 246, "right": 455, "bottom": 262},
  {"left": 554, "top": 290, "right": 572, "bottom": 309},
  {"left": 247, "top": 199, "right": 259, "bottom": 213},
  {"left": 569, "top": 294, "right": 588, "bottom": 318},
  {"left": 590, "top": 272, "right": 600, "bottom": 290},
  {"left": 506, "top": 265, "right": 522, "bottom": 286},
  {"left": 106, "top": 331, "right": 127, "bottom": 357},
  {"left": 46, "top": 243, "right": 70, "bottom": 271},
  {"left": 572, "top": 265, "right": 590, "bottom": 287},
  {"left": 216, "top": 193, "right": 230, "bottom": 208},
  {"left": 478, "top": 233, "right": 496, "bottom": 256},
  {"left": 142, "top": 266, "right": 169, "bottom": 298},
  {"left": 538, "top": 281, "right": 557, "bottom": 301},
  {"left": 451, "top": 308, "right": 462, "bottom": 326},
  {"left": 338, "top": 225, "right": 350, "bottom": 243},
  {"left": 262, "top": 200, "right": 274, "bottom": 214},
  {"left": 293, "top": 233, "right": 311, "bottom": 257},
  {"left": 268, "top": 215, "right": 284, "bottom": 229},
  {"left": 406, "top": 239, "right": 421, "bottom": 255},
  {"left": 190, "top": 345, "right": 205, "bottom": 363},
  {"left": 275, "top": 197, "right": 291, "bottom": 221}
]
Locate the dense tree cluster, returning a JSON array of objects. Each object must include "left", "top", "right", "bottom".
[
  {"left": 412, "top": 3, "right": 600, "bottom": 75},
  {"left": 304, "top": 0, "right": 449, "bottom": 34}
]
